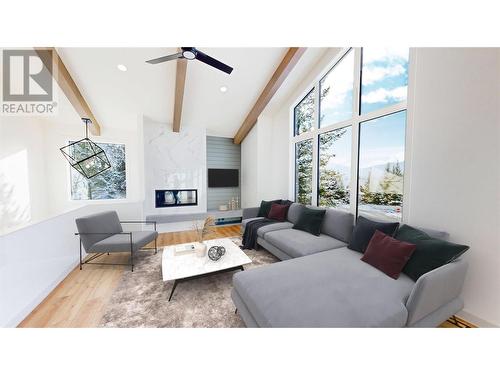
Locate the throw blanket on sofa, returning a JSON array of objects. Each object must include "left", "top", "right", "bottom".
[{"left": 241, "top": 218, "right": 277, "bottom": 250}]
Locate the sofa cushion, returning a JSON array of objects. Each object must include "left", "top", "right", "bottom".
[
  {"left": 361, "top": 230, "right": 416, "bottom": 280},
  {"left": 348, "top": 216, "right": 399, "bottom": 253},
  {"left": 319, "top": 207, "right": 354, "bottom": 242},
  {"left": 395, "top": 225, "right": 469, "bottom": 281},
  {"left": 265, "top": 228, "right": 346, "bottom": 258},
  {"left": 286, "top": 203, "right": 304, "bottom": 224},
  {"left": 90, "top": 230, "right": 158, "bottom": 253},
  {"left": 293, "top": 207, "right": 326, "bottom": 236},
  {"left": 232, "top": 247, "right": 415, "bottom": 327},
  {"left": 257, "top": 221, "right": 294, "bottom": 238}
]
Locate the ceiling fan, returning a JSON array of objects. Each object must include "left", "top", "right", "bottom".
[{"left": 146, "top": 47, "right": 233, "bottom": 74}]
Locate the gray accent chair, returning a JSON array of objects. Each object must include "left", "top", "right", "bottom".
[
  {"left": 234, "top": 204, "right": 468, "bottom": 327},
  {"left": 75, "top": 211, "right": 158, "bottom": 271}
]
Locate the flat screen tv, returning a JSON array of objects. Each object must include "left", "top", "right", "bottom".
[{"left": 208, "top": 168, "right": 239, "bottom": 187}]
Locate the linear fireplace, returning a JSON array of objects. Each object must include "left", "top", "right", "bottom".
[{"left": 155, "top": 189, "right": 198, "bottom": 208}]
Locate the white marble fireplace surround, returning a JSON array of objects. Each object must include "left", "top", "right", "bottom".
[{"left": 143, "top": 119, "right": 207, "bottom": 231}]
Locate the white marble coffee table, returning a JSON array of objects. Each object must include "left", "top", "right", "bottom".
[{"left": 161, "top": 237, "right": 251, "bottom": 301}]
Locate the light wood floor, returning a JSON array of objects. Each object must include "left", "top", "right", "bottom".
[
  {"left": 19, "top": 225, "right": 241, "bottom": 328},
  {"left": 19, "top": 224, "right": 471, "bottom": 328}
]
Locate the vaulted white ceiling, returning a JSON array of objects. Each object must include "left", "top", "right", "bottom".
[
  {"left": 56, "top": 47, "right": 330, "bottom": 138},
  {"left": 58, "top": 48, "right": 290, "bottom": 136}
]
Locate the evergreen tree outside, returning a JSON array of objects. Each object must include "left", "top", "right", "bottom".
[
  {"left": 294, "top": 89, "right": 315, "bottom": 135},
  {"left": 70, "top": 142, "right": 126, "bottom": 200},
  {"left": 294, "top": 86, "right": 332, "bottom": 204},
  {"left": 295, "top": 139, "right": 313, "bottom": 204},
  {"left": 318, "top": 127, "right": 350, "bottom": 207},
  {"left": 294, "top": 88, "right": 315, "bottom": 204},
  {"left": 359, "top": 161, "right": 403, "bottom": 207}
]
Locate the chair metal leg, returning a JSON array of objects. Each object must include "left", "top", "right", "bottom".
[
  {"left": 130, "top": 233, "right": 134, "bottom": 272},
  {"left": 79, "top": 238, "right": 82, "bottom": 270},
  {"left": 154, "top": 222, "right": 157, "bottom": 255}
]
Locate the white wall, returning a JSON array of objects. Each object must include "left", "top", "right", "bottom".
[
  {"left": 243, "top": 47, "right": 500, "bottom": 326},
  {"left": 406, "top": 48, "right": 500, "bottom": 326},
  {"left": 0, "top": 201, "right": 143, "bottom": 327},
  {"left": 241, "top": 115, "right": 289, "bottom": 207},
  {"left": 0, "top": 116, "right": 49, "bottom": 234},
  {"left": 0, "top": 76, "right": 145, "bottom": 235},
  {"left": 241, "top": 120, "right": 259, "bottom": 208}
]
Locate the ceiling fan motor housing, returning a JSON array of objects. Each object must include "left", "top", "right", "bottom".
[{"left": 181, "top": 47, "right": 197, "bottom": 60}]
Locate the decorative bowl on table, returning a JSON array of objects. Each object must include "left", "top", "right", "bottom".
[{"left": 208, "top": 246, "right": 226, "bottom": 261}]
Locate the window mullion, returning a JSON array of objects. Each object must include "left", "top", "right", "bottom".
[
  {"left": 350, "top": 48, "right": 362, "bottom": 216},
  {"left": 311, "top": 82, "right": 320, "bottom": 206}
]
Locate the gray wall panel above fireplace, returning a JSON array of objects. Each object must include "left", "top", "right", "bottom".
[{"left": 207, "top": 136, "right": 241, "bottom": 211}]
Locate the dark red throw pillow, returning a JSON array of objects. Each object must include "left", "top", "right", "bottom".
[
  {"left": 267, "top": 203, "right": 290, "bottom": 221},
  {"left": 361, "top": 230, "right": 417, "bottom": 279}
]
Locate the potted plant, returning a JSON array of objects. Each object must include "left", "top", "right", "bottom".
[{"left": 192, "top": 216, "right": 215, "bottom": 257}]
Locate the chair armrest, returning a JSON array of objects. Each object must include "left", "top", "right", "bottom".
[
  {"left": 242, "top": 207, "right": 260, "bottom": 220},
  {"left": 405, "top": 259, "right": 468, "bottom": 326},
  {"left": 120, "top": 221, "right": 156, "bottom": 224},
  {"left": 120, "top": 220, "right": 157, "bottom": 231},
  {"left": 74, "top": 232, "right": 132, "bottom": 235}
]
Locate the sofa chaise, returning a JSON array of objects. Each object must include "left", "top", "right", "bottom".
[{"left": 233, "top": 203, "right": 468, "bottom": 327}]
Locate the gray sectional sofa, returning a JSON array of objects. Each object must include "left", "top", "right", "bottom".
[{"left": 232, "top": 203, "right": 468, "bottom": 327}]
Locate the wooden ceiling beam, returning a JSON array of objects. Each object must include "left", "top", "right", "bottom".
[
  {"left": 233, "top": 47, "right": 306, "bottom": 144},
  {"left": 34, "top": 47, "right": 101, "bottom": 136},
  {"left": 173, "top": 50, "right": 187, "bottom": 133}
]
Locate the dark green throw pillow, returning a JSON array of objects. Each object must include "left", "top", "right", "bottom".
[
  {"left": 257, "top": 199, "right": 282, "bottom": 218},
  {"left": 293, "top": 207, "right": 326, "bottom": 236},
  {"left": 395, "top": 225, "right": 469, "bottom": 281}
]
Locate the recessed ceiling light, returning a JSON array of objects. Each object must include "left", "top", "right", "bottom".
[
  {"left": 220, "top": 86, "right": 228, "bottom": 93},
  {"left": 117, "top": 64, "right": 127, "bottom": 72}
]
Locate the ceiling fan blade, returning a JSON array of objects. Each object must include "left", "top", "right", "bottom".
[
  {"left": 194, "top": 49, "right": 233, "bottom": 74},
  {"left": 146, "top": 52, "right": 183, "bottom": 64}
]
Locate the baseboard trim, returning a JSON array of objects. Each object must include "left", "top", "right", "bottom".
[
  {"left": 12, "top": 260, "right": 80, "bottom": 328},
  {"left": 456, "top": 310, "right": 498, "bottom": 328}
]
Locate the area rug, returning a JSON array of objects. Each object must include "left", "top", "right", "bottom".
[{"left": 99, "top": 238, "right": 278, "bottom": 327}]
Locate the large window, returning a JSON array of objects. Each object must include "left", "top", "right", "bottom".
[
  {"left": 295, "top": 139, "right": 313, "bottom": 204},
  {"left": 292, "top": 48, "right": 409, "bottom": 220},
  {"left": 70, "top": 142, "right": 126, "bottom": 200},
  {"left": 358, "top": 111, "right": 406, "bottom": 219}
]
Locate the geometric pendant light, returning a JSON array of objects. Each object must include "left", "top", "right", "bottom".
[{"left": 60, "top": 118, "right": 112, "bottom": 179}]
